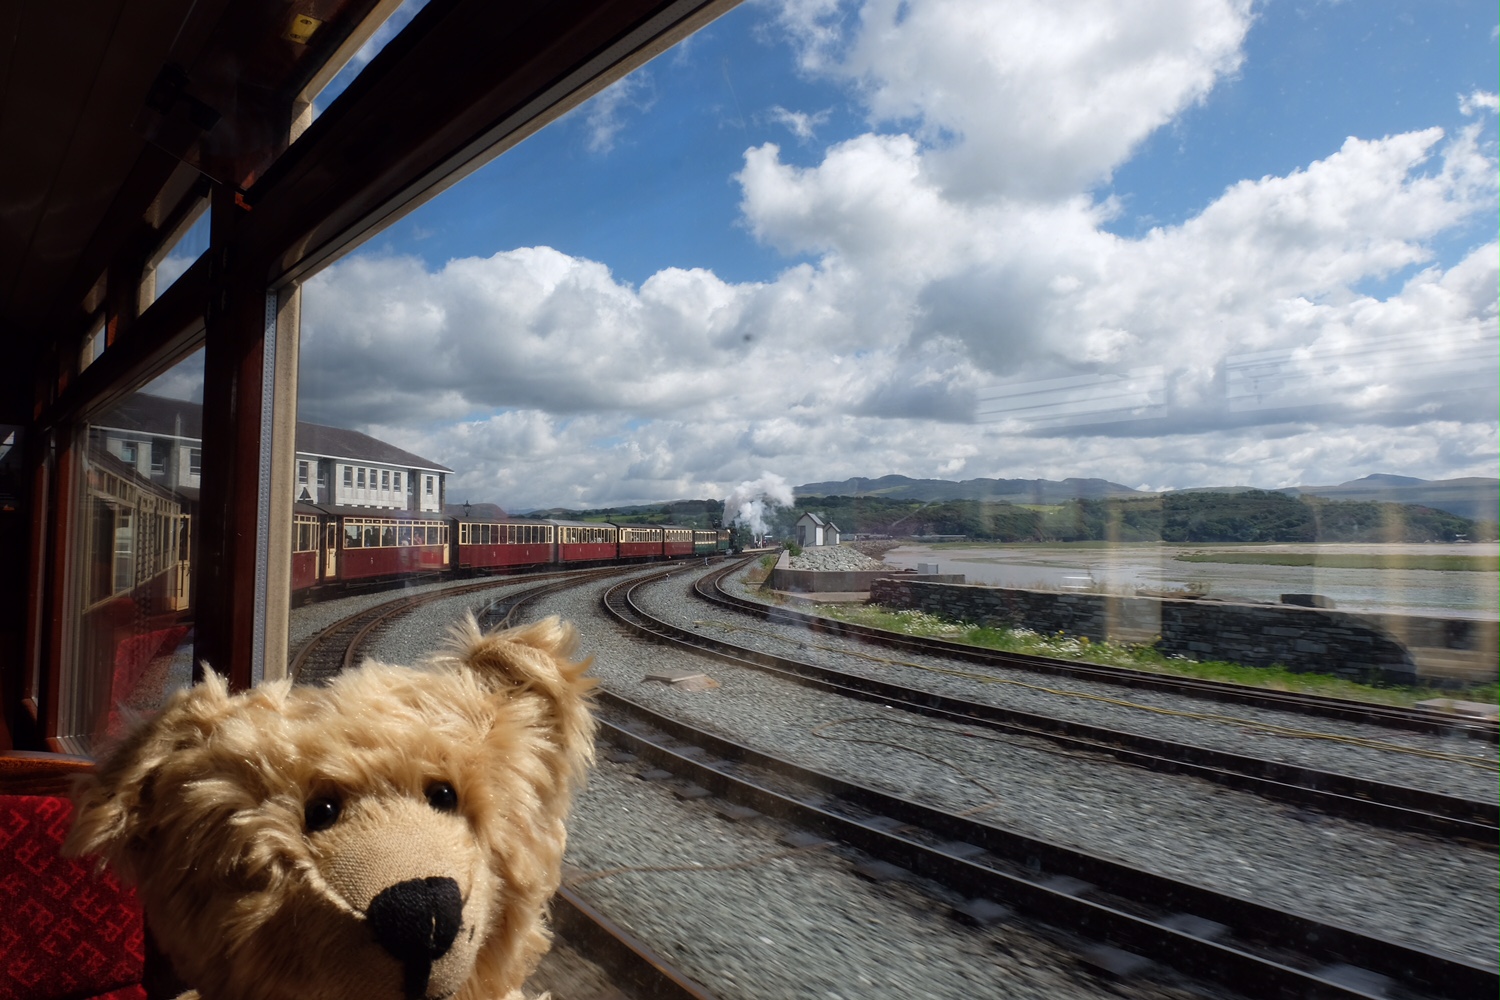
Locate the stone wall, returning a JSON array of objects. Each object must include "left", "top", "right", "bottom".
[{"left": 864, "top": 579, "right": 1494, "bottom": 686}]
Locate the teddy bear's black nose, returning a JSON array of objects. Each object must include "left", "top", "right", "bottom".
[{"left": 366, "top": 876, "right": 463, "bottom": 999}]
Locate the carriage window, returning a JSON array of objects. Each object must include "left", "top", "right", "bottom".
[
  {"left": 344, "top": 522, "right": 362, "bottom": 547},
  {"left": 381, "top": 525, "right": 396, "bottom": 546},
  {"left": 398, "top": 524, "right": 413, "bottom": 546},
  {"left": 61, "top": 350, "right": 202, "bottom": 753},
  {"left": 363, "top": 525, "right": 379, "bottom": 547}
]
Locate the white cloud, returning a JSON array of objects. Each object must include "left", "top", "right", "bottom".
[
  {"left": 1460, "top": 90, "right": 1499, "bottom": 116},
  {"left": 776, "top": 0, "right": 1254, "bottom": 198},
  {"left": 765, "top": 104, "right": 833, "bottom": 140},
  {"left": 580, "top": 72, "right": 656, "bottom": 152}
]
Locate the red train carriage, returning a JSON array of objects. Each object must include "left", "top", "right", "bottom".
[
  {"left": 292, "top": 511, "right": 321, "bottom": 592},
  {"left": 336, "top": 508, "right": 450, "bottom": 582},
  {"left": 555, "top": 520, "right": 618, "bottom": 564},
  {"left": 615, "top": 524, "right": 665, "bottom": 561},
  {"left": 663, "top": 526, "right": 694, "bottom": 558},
  {"left": 456, "top": 517, "right": 556, "bottom": 572}
]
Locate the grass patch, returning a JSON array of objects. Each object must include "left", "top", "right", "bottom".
[
  {"left": 815, "top": 603, "right": 1498, "bottom": 708},
  {"left": 1174, "top": 551, "right": 1497, "bottom": 571}
]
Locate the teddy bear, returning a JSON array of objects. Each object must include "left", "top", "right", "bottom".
[{"left": 64, "top": 614, "right": 597, "bottom": 1000}]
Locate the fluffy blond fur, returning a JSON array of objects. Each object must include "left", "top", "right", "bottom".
[{"left": 65, "top": 615, "right": 596, "bottom": 1000}]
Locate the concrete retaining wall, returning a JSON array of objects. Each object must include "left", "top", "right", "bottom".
[{"left": 866, "top": 579, "right": 1496, "bottom": 685}]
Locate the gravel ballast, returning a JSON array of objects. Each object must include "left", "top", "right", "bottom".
[
  {"left": 297, "top": 565, "right": 1498, "bottom": 989},
  {"left": 537, "top": 567, "right": 1498, "bottom": 970}
]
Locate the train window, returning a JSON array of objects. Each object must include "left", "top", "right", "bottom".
[
  {"left": 344, "top": 521, "right": 362, "bottom": 548},
  {"left": 140, "top": 197, "right": 210, "bottom": 311},
  {"left": 381, "top": 525, "right": 396, "bottom": 546},
  {"left": 79, "top": 318, "right": 106, "bottom": 374},
  {"left": 60, "top": 350, "right": 202, "bottom": 753},
  {"left": 398, "top": 524, "right": 413, "bottom": 546},
  {"left": 363, "top": 524, "right": 380, "bottom": 547}
]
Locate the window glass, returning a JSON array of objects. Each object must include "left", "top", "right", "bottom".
[
  {"left": 142, "top": 200, "right": 210, "bottom": 310},
  {"left": 344, "top": 466, "right": 354, "bottom": 487},
  {"left": 286, "top": 14, "right": 1496, "bottom": 993},
  {"left": 62, "top": 351, "right": 202, "bottom": 752},
  {"left": 345, "top": 522, "right": 362, "bottom": 548},
  {"left": 357, "top": 468, "right": 366, "bottom": 488}
]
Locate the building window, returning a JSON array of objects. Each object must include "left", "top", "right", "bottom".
[
  {"left": 188, "top": 448, "right": 201, "bottom": 476},
  {"left": 425, "top": 476, "right": 433, "bottom": 496},
  {"left": 119, "top": 440, "right": 138, "bottom": 465},
  {"left": 381, "top": 470, "right": 390, "bottom": 490},
  {"left": 393, "top": 471, "right": 401, "bottom": 492},
  {"left": 357, "top": 468, "right": 366, "bottom": 488},
  {"left": 298, "top": 461, "right": 309, "bottom": 485},
  {"left": 318, "top": 464, "right": 327, "bottom": 489},
  {"left": 150, "top": 440, "right": 168, "bottom": 476},
  {"left": 343, "top": 466, "right": 353, "bottom": 488}
]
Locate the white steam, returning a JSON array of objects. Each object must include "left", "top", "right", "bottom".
[{"left": 724, "top": 472, "right": 795, "bottom": 539}]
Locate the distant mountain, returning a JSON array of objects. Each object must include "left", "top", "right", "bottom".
[
  {"left": 795, "top": 474, "right": 1145, "bottom": 503},
  {"left": 1283, "top": 476, "right": 1498, "bottom": 523}
]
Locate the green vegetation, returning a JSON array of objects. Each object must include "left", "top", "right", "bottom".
[
  {"left": 813, "top": 603, "right": 1498, "bottom": 708},
  {"left": 1176, "top": 551, "right": 1498, "bottom": 571},
  {"left": 790, "top": 489, "right": 1494, "bottom": 544}
]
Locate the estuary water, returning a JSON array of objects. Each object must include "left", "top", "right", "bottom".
[{"left": 882, "top": 542, "right": 1499, "bottom": 621}]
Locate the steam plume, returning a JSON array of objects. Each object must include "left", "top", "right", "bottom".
[{"left": 725, "top": 472, "right": 794, "bottom": 540}]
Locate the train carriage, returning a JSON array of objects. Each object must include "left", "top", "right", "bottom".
[
  {"left": 456, "top": 516, "right": 556, "bottom": 573},
  {"left": 663, "top": 526, "right": 695, "bottom": 558},
  {"left": 615, "top": 523, "right": 666, "bottom": 561},
  {"left": 692, "top": 529, "right": 719, "bottom": 557},
  {"left": 332, "top": 507, "right": 451, "bottom": 583},
  {"left": 554, "top": 520, "right": 619, "bottom": 564}
]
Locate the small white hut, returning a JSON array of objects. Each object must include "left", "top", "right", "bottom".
[{"left": 794, "top": 511, "right": 841, "bottom": 547}]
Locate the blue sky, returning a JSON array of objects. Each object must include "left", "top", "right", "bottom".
[{"left": 294, "top": 0, "right": 1499, "bottom": 512}]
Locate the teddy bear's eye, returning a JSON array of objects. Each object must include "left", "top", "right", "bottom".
[
  {"left": 304, "top": 796, "right": 341, "bottom": 832},
  {"left": 425, "top": 781, "right": 458, "bottom": 813}
]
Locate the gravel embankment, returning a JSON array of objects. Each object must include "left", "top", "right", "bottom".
[
  {"left": 301, "top": 567, "right": 1233, "bottom": 1000},
  {"left": 297, "top": 566, "right": 1498, "bottom": 989},
  {"left": 708, "top": 570, "right": 1500, "bottom": 805},
  {"left": 532, "top": 566, "right": 1497, "bottom": 970}
]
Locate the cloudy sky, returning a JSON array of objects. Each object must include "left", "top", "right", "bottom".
[{"left": 290, "top": 0, "right": 1498, "bottom": 512}]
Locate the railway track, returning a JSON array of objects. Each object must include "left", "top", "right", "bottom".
[
  {"left": 602, "top": 568, "right": 1498, "bottom": 844},
  {"left": 289, "top": 567, "right": 630, "bottom": 683},
  {"left": 698, "top": 561, "right": 1500, "bottom": 742},
  {"left": 290, "top": 566, "right": 720, "bottom": 1000},
  {"left": 597, "top": 566, "right": 1497, "bottom": 999},
  {"left": 593, "top": 688, "right": 1495, "bottom": 1000}
]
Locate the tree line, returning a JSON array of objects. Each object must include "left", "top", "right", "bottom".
[{"left": 790, "top": 490, "right": 1494, "bottom": 543}]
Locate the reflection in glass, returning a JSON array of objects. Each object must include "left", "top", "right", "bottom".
[{"left": 62, "top": 353, "right": 203, "bottom": 751}]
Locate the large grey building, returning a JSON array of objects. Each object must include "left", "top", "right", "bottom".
[{"left": 93, "top": 394, "right": 450, "bottom": 512}]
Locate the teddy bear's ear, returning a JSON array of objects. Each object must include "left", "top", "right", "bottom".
[
  {"left": 435, "top": 614, "right": 597, "bottom": 772},
  {"left": 63, "top": 670, "right": 233, "bottom": 879}
]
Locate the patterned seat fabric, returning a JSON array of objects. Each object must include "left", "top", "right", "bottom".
[{"left": 0, "top": 795, "right": 145, "bottom": 1000}]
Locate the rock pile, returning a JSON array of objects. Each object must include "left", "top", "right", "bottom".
[{"left": 787, "top": 545, "right": 887, "bottom": 572}]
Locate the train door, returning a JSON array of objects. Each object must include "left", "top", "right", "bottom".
[
  {"left": 323, "top": 521, "right": 339, "bottom": 580},
  {"left": 168, "top": 512, "right": 191, "bottom": 611}
]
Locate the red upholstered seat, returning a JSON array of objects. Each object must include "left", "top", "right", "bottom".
[{"left": 0, "top": 794, "right": 145, "bottom": 1000}]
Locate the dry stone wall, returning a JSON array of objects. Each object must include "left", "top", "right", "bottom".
[{"left": 867, "top": 579, "right": 1448, "bottom": 685}]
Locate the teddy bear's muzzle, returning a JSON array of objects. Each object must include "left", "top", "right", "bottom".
[{"left": 366, "top": 875, "right": 464, "bottom": 1000}]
